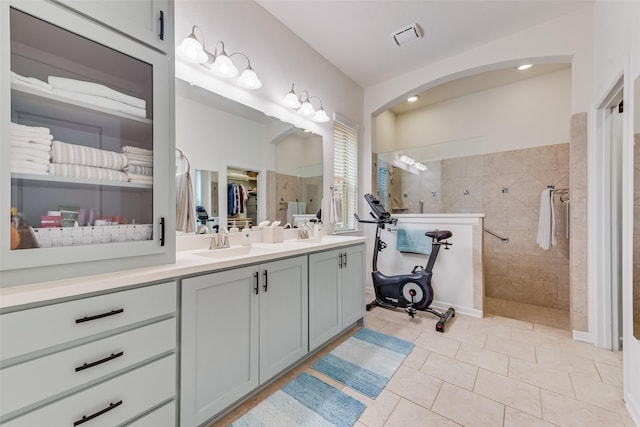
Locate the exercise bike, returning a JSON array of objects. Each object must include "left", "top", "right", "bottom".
[{"left": 355, "top": 193, "right": 455, "bottom": 332}]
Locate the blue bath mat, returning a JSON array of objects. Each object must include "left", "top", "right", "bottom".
[
  {"left": 312, "top": 328, "right": 414, "bottom": 399},
  {"left": 229, "top": 372, "right": 366, "bottom": 427}
]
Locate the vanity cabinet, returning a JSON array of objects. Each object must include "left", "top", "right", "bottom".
[
  {"left": 1, "top": 0, "right": 175, "bottom": 286},
  {"left": 180, "top": 256, "right": 308, "bottom": 426},
  {"left": 52, "top": 0, "right": 171, "bottom": 52},
  {"left": 0, "top": 281, "right": 177, "bottom": 425},
  {"left": 309, "top": 244, "right": 366, "bottom": 351}
]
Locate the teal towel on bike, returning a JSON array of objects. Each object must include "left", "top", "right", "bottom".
[{"left": 396, "top": 228, "right": 432, "bottom": 255}]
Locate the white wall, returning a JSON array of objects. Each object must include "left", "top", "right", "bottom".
[{"left": 376, "top": 68, "right": 571, "bottom": 157}]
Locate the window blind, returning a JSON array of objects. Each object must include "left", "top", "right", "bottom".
[{"left": 333, "top": 118, "right": 358, "bottom": 232}]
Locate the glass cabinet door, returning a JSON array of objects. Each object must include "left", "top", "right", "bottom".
[{"left": 1, "top": 1, "right": 172, "bottom": 281}]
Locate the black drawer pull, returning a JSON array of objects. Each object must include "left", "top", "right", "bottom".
[
  {"left": 75, "top": 351, "right": 124, "bottom": 372},
  {"left": 159, "top": 10, "right": 165, "bottom": 40},
  {"left": 75, "top": 308, "right": 124, "bottom": 324},
  {"left": 263, "top": 270, "right": 268, "bottom": 292},
  {"left": 254, "top": 271, "right": 259, "bottom": 295},
  {"left": 343, "top": 252, "right": 348, "bottom": 267},
  {"left": 73, "top": 400, "right": 122, "bottom": 426}
]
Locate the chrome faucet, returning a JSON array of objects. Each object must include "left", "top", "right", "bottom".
[{"left": 209, "top": 228, "right": 230, "bottom": 249}]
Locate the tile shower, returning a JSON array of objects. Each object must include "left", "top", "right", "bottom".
[{"left": 376, "top": 143, "right": 571, "bottom": 326}]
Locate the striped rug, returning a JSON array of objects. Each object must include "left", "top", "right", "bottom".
[
  {"left": 229, "top": 372, "right": 366, "bottom": 427},
  {"left": 312, "top": 328, "right": 415, "bottom": 399}
]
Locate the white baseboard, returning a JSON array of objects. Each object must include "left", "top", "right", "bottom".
[
  {"left": 625, "top": 398, "right": 640, "bottom": 427},
  {"left": 572, "top": 330, "right": 592, "bottom": 343}
]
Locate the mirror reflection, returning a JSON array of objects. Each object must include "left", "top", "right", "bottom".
[
  {"left": 634, "top": 74, "right": 640, "bottom": 340},
  {"left": 175, "top": 79, "right": 322, "bottom": 233}
]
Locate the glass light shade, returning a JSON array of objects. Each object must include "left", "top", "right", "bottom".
[
  {"left": 298, "top": 100, "right": 315, "bottom": 117},
  {"left": 177, "top": 36, "right": 207, "bottom": 63},
  {"left": 312, "top": 108, "right": 330, "bottom": 122},
  {"left": 211, "top": 54, "right": 238, "bottom": 77},
  {"left": 237, "top": 68, "right": 262, "bottom": 89},
  {"left": 283, "top": 91, "right": 301, "bottom": 109}
]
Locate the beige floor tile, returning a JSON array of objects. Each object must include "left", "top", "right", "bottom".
[
  {"left": 491, "top": 315, "right": 535, "bottom": 331},
  {"left": 420, "top": 352, "right": 479, "bottom": 391},
  {"left": 509, "top": 328, "right": 564, "bottom": 350},
  {"left": 444, "top": 326, "right": 488, "bottom": 348},
  {"left": 485, "top": 334, "right": 536, "bottom": 362},
  {"left": 351, "top": 389, "right": 400, "bottom": 427},
  {"left": 535, "top": 346, "right": 600, "bottom": 379},
  {"left": 468, "top": 317, "right": 513, "bottom": 339},
  {"left": 385, "top": 366, "right": 443, "bottom": 409},
  {"left": 403, "top": 314, "right": 440, "bottom": 332},
  {"left": 380, "top": 320, "right": 423, "bottom": 342},
  {"left": 504, "top": 407, "right": 556, "bottom": 427},
  {"left": 444, "top": 313, "right": 473, "bottom": 331},
  {"left": 455, "top": 342, "right": 509, "bottom": 375},
  {"left": 474, "top": 369, "right": 542, "bottom": 417},
  {"left": 402, "top": 346, "right": 430, "bottom": 370},
  {"left": 384, "top": 398, "right": 461, "bottom": 427},
  {"left": 560, "top": 339, "right": 623, "bottom": 367},
  {"left": 570, "top": 373, "right": 626, "bottom": 411},
  {"left": 413, "top": 330, "right": 461, "bottom": 358},
  {"left": 432, "top": 382, "right": 505, "bottom": 427},
  {"left": 533, "top": 323, "right": 572, "bottom": 339},
  {"left": 508, "top": 357, "right": 574, "bottom": 397},
  {"left": 364, "top": 315, "right": 390, "bottom": 331},
  {"left": 595, "top": 360, "right": 624, "bottom": 388},
  {"left": 540, "top": 389, "right": 625, "bottom": 426}
]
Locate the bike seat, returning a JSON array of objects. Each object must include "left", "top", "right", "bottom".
[{"left": 425, "top": 230, "right": 452, "bottom": 241}]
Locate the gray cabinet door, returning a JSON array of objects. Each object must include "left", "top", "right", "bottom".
[
  {"left": 341, "top": 244, "right": 366, "bottom": 328},
  {"left": 308, "top": 249, "right": 341, "bottom": 351},
  {"left": 259, "top": 256, "right": 308, "bottom": 383},
  {"left": 180, "top": 266, "right": 259, "bottom": 427}
]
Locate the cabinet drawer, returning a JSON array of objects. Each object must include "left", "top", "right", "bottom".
[
  {"left": 1, "top": 318, "right": 175, "bottom": 417},
  {"left": 1, "top": 282, "right": 176, "bottom": 362},
  {"left": 126, "top": 401, "right": 175, "bottom": 427},
  {"left": 2, "top": 355, "right": 175, "bottom": 427}
]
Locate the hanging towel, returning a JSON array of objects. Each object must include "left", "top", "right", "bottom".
[
  {"left": 536, "top": 188, "right": 556, "bottom": 250},
  {"left": 396, "top": 229, "right": 432, "bottom": 255},
  {"left": 563, "top": 198, "right": 570, "bottom": 240},
  {"left": 176, "top": 170, "right": 196, "bottom": 233},
  {"left": 330, "top": 194, "right": 343, "bottom": 224}
]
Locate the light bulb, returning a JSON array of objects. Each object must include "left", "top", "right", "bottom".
[
  {"left": 312, "top": 108, "right": 330, "bottom": 123},
  {"left": 237, "top": 68, "right": 262, "bottom": 89},
  {"left": 298, "top": 100, "right": 315, "bottom": 117},
  {"left": 211, "top": 54, "right": 238, "bottom": 77},
  {"left": 283, "top": 91, "right": 301, "bottom": 109},
  {"left": 177, "top": 36, "right": 207, "bottom": 63}
]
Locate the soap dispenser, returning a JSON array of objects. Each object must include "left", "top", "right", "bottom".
[{"left": 241, "top": 226, "right": 251, "bottom": 246}]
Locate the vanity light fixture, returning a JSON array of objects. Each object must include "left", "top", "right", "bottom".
[
  {"left": 517, "top": 64, "right": 533, "bottom": 70},
  {"left": 414, "top": 162, "right": 428, "bottom": 171},
  {"left": 177, "top": 26, "right": 262, "bottom": 89},
  {"left": 282, "top": 83, "right": 331, "bottom": 122},
  {"left": 407, "top": 95, "right": 419, "bottom": 102}
]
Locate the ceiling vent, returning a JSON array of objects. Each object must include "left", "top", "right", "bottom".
[{"left": 392, "top": 23, "right": 423, "bottom": 47}]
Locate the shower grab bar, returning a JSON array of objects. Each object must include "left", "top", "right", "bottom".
[{"left": 484, "top": 228, "right": 509, "bottom": 243}]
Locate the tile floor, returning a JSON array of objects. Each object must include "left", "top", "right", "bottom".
[{"left": 213, "top": 299, "right": 635, "bottom": 427}]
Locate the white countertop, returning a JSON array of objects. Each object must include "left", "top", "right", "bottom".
[{"left": 0, "top": 235, "right": 367, "bottom": 310}]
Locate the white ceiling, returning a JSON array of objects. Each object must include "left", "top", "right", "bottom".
[
  {"left": 256, "top": 1, "right": 590, "bottom": 113},
  {"left": 257, "top": 0, "right": 592, "bottom": 89}
]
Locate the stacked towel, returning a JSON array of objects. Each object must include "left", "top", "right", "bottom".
[
  {"left": 122, "top": 146, "right": 153, "bottom": 183},
  {"left": 49, "top": 163, "right": 129, "bottom": 182},
  {"left": 52, "top": 140, "right": 128, "bottom": 170},
  {"left": 9, "top": 122, "right": 52, "bottom": 175},
  {"left": 11, "top": 71, "right": 52, "bottom": 92},
  {"left": 536, "top": 188, "right": 556, "bottom": 250},
  {"left": 48, "top": 76, "right": 147, "bottom": 118}
]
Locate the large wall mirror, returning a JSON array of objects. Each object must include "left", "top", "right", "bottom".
[
  {"left": 175, "top": 79, "right": 323, "bottom": 232},
  {"left": 634, "top": 73, "right": 640, "bottom": 340}
]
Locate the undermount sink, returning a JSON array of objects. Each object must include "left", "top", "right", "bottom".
[{"left": 194, "top": 245, "right": 272, "bottom": 259}]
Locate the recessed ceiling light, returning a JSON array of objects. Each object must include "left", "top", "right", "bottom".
[
  {"left": 518, "top": 64, "right": 533, "bottom": 71},
  {"left": 407, "top": 95, "right": 419, "bottom": 102}
]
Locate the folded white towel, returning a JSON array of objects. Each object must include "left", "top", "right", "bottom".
[
  {"left": 11, "top": 146, "right": 51, "bottom": 160},
  {"left": 10, "top": 140, "right": 52, "bottom": 152},
  {"left": 122, "top": 146, "right": 153, "bottom": 156},
  {"left": 49, "top": 163, "right": 129, "bottom": 182},
  {"left": 51, "top": 88, "right": 147, "bottom": 118},
  {"left": 11, "top": 152, "right": 51, "bottom": 165},
  {"left": 10, "top": 122, "right": 52, "bottom": 136},
  {"left": 127, "top": 173, "right": 153, "bottom": 184},
  {"left": 11, "top": 159, "right": 49, "bottom": 172},
  {"left": 10, "top": 166, "right": 49, "bottom": 176},
  {"left": 123, "top": 152, "right": 153, "bottom": 162},
  {"left": 51, "top": 140, "right": 127, "bottom": 170},
  {"left": 125, "top": 158, "right": 153, "bottom": 167},
  {"left": 536, "top": 189, "right": 556, "bottom": 250},
  {"left": 124, "top": 164, "right": 153, "bottom": 176},
  {"left": 48, "top": 76, "right": 146, "bottom": 110},
  {"left": 11, "top": 135, "right": 53, "bottom": 145},
  {"left": 11, "top": 71, "right": 53, "bottom": 91}
]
